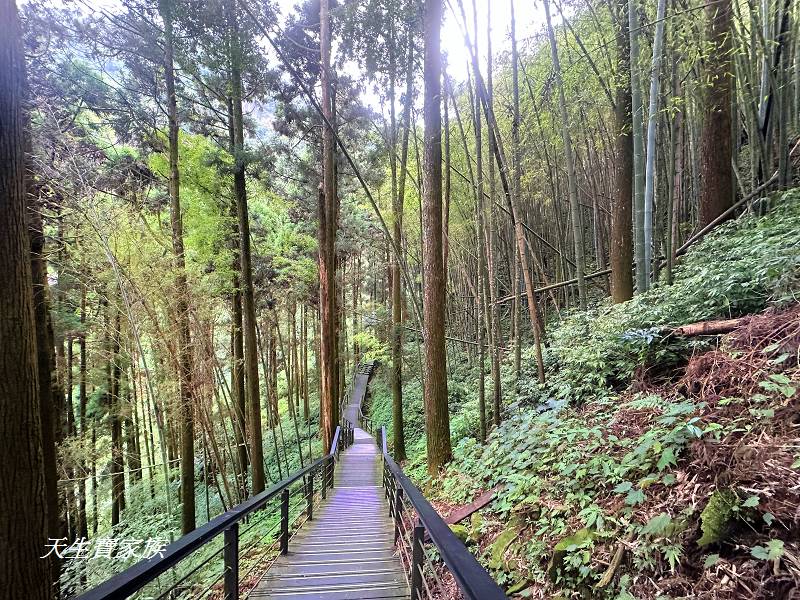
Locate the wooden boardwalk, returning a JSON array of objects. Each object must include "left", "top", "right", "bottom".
[{"left": 252, "top": 367, "right": 409, "bottom": 599}]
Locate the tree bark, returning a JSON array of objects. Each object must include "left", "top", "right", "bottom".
[
  {"left": 422, "top": 0, "right": 452, "bottom": 474},
  {"left": 611, "top": 0, "right": 634, "bottom": 302},
  {"left": 158, "top": 0, "right": 196, "bottom": 533},
  {"left": 319, "top": 0, "right": 340, "bottom": 451},
  {"left": 27, "top": 175, "right": 61, "bottom": 580},
  {"left": 0, "top": 2, "right": 53, "bottom": 593},
  {"left": 699, "top": 0, "right": 734, "bottom": 227}
]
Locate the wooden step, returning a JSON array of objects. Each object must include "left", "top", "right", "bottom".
[{"left": 251, "top": 364, "right": 409, "bottom": 600}]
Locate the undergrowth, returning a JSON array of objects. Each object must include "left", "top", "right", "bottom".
[
  {"left": 60, "top": 397, "right": 323, "bottom": 598},
  {"left": 368, "top": 189, "right": 800, "bottom": 598}
]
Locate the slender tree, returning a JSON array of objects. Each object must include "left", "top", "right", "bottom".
[
  {"left": 226, "top": 0, "right": 265, "bottom": 495},
  {"left": 157, "top": 0, "right": 195, "bottom": 533},
  {"left": 629, "top": 0, "right": 646, "bottom": 292},
  {"left": 390, "top": 28, "right": 414, "bottom": 462},
  {"left": 642, "top": 0, "right": 667, "bottom": 288},
  {"left": 544, "top": 0, "right": 587, "bottom": 310}
]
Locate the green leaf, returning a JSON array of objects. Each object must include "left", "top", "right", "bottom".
[
  {"left": 742, "top": 495, "right": 760, "bottom": 508},
  {"left": 626, "top": 488, "right": 646, "bottom": 506},
  {"left": 770, "top": 353, "right": 789, "bottom": 365},
  {"left": 751, "top": 545, "right": 770, "bottom": 560},
  {"left": 664, "top": 545, "right": 682, "bottom": 571},
  {"left": 657, "top": 447, "right": 676, "bottom": 471},
  {"left": 762, "top": 513, "right": 775, "bottom": 526},
  {"left": 614, "top": 481, "right": 632, "bottom": 494},
  {"left": 641, "top": 512, "right": 672, "bottom": 536},
  {"left": 662, "top": 473, "right": 677, "bottom": 485},
  {"left": 766, "top": 539, "right": 785, "bottom": 560},
  {"left": 704, "top": 554, "right": 720, "bottom": 568},
  {"left": 792, "top": 456, "right": 800, "bottom": 469}
]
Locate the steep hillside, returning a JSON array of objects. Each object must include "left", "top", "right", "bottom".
[{"left": 369, "top": 189, "right": 800, "bottom": 598}]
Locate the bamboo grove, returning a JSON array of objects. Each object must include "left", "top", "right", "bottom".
[{"left": 1, "top": 0, "right": 798, "bottom": 596}]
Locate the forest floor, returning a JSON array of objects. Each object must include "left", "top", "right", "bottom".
[{"left": 368, "top": 188, "right": 800, "bottom": 599}]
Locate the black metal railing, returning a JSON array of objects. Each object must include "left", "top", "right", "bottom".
[
  {"left": 75, "top": 422, "right": 354, "bottom": 600},
  {"left": 379, "top": 426, "right": 507, "bottom": 600},
  {"left": 358, "top": 403, "right": 375, "bottom": 437}
]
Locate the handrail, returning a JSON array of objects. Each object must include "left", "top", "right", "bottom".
[
  {"left": 77, "top": 423, "right": 352, "bottom": 600},
  {"left": 380, "top": 426, "right": 507, "bottom": 600},
  {"left": 353, "top": 360, "right": 377, "bottom": 437}
]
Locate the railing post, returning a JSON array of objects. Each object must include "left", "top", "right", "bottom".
[
  {"left": 410, "top": 522, "right": 425, "bottom": 600},
  {"left": 280, "top": 489, "right": 289, "bottom": 555},
  {"left": 321, "top": 462, "right": 327, "bottom": 500},
  {"left": 393, "top": 487, "right": 403, "bottom": 542},
  {"left": 329, "top": 455, "right": 335, "bottom": 488},
  {"left": 306, "top": 472, "right": 314, "bottom": 520},
  {"left": 223, "top": 523, "right": 239, "bottom": 600}
]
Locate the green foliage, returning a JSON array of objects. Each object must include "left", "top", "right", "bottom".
[
  {"left": 365, "top": 194, "right": 800, "bottom": 597},
  {"left": 751, "top": 539, "right": 784, "bottom": 561},
  {"left": 517, "top": 192, "right": 800, "bottom": 406},
  {"left": 352, "top": 331, "right": 389, "bottom": 363},
  {"left": 547, "top": 528, "right": 594, "bottom": 583}
]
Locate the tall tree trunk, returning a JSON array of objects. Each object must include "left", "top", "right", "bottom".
[
  {"left": 158, "top": 0, "right": 196, "bottom": 533},
  {"left": 510, "top": 0, "right": 524, "bottom": 379},
  {"left": 389, "top": 33, "right": 408, "bottom": 460},
  {"left": 226, "top": 95, "right": 248, "bottom": 497},
  {"left": 126, "top": 364, "right": 142, "bottom": 483},
  {"left": 302, "top": 304, "right": 310, "bottom": 421},
  {"left": 319, "top": 0, "right": 340, "bottom": 450},
  {"left": 470, "top": 0, "right": 489, "bottom": 439},
  {"left": 27, "top": 179, "right": 61, "bottom": 583},
  {"left": 629, "top": 0, "right": 647, "bottom": 291},
  {"left": 544, "top": 0, "right": 587, "bottom": 310},
  {"left": 487, "top": 5, "right": 501, "bottom": 427},
  {"left": 110, "top": 310, "right": 125, "bottom": 526},
  {"left": 227, "top": 0, "right": 265, "bottom": 495},
  {"left": 699, "top": 0, "right": 734, "bottom": 226},
  {"left": 77, "top": 281, "right": 88, "bottom": 540},
  {"left": 0, "top": 3, "right": 53, "bottom": 593},
  {"left": 91, "top": 422, "right": 97, "bottom": 535},
  {"left": 611, "top": 0, "right": 634, "bottom": 302},
  {"left": 422, "top": 0, "right": 452, "bottom": 474},
  {"left": 642, "top": 0, "right": 667, "bottom": 287}
]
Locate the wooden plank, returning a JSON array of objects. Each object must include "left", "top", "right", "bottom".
[
  {"left": 252, "top": 367, "right": 409, "bottom": 599},
  {"left": 445, "top": 486, "right": 503, "bottom": 525}
]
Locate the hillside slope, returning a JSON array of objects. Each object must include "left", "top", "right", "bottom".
[{"left": 369, "top": 189, "right": 800, "bottom": 599}]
